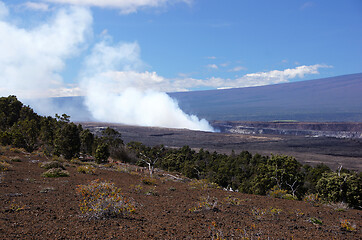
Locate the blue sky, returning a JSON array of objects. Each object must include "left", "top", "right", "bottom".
[{"left": 0, "top": 0, "right": 361, "bottom": 98}]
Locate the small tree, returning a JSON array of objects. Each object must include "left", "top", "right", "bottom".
[
  {"left": 100, "top": 127, "right": 125, "bottom": 160},
  {"left": 94, "top": 143, "right": 110, "bottom": 164},
  {"left": 139, "top": 145, "right": 165, "bottom": 176},
  {"left": 54, "top": 122, "right": 81, "bottom": 159},
  {"left": 80, "top": 129, "right": 94, "bottom": 155},
  {"left": 10, "top": 119, "right": 39, "bottom": 152}
]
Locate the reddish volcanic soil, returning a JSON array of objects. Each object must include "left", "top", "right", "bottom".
[{"left": 0, "top": 148, "right": 361, "bottom": 239}]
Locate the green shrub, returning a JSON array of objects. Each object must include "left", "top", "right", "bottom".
[
  {"left": 268, "top": 186, "right": 288, "bottom": 199},
  {"left": 94, "top": 143, "right": 110, "bottom": 164},
  {"left": 309, "top": 217, "right": 323, "bottom": 225},
  {"left": 141, "top": 177, "right": 157, "bottom": 185},
  {"left": 70, "top": 158, "right": 83, "bottom": 165},
  {"left": 188, "top": 179, "right": 219, "bottom": 190},
  {"left": 39, "top": 161, "right": 65, "bottom": 170},
  {"left": 77, "top": 165, "right": 96, "bottom": 174},
  {"left": 282, "top": 193, "right": 298, "bottom": 200},
  {"left": 316, "top": 172, "right": 361, "bottom": 208},
  {"left": 76, "top": 179, "right": 135, "bottom": 219},
  {"left": 52, "top": 155, "right": 66, "bottom": 162},
  {"left": 222, "top": 195, "right": 246, "bottom": 205},
  {"left": 41, "top": 168, "right": 69, "bottom": 177},
  {"left": 269, "top": 207, "right": 283, "bottom": 216}
]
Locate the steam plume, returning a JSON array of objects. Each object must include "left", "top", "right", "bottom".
[{"left": 80, "top": 38, "right": 214, "bottom": 132}]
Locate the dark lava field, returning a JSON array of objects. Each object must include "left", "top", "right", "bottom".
[{"left": 82, "top": 122, "right": 362, "bottom": 172}]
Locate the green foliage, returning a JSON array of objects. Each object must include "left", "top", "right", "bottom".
[
  {"left": 55, "top": 113, "right": 70, "bottom": 123},
  {"left": 80, "top": 129, "right": 94, "bottom": 155},
  {"left": 0, "top": 131, "right": 12, "bottom": 146},
  {"left": 141, "top": 176, "right": 157, "bottom": 185},
  {"left": 129, "top": 141, "right": 360, "bottom": 208},
  {"left": 0, "top": 96, "right": 84, "bottom": 156},
  {"left": 77, "top": 165, "right": 96, "bottom": 174},
  {"left": 222, "top": 195, "right": 246, "bottom": 205},
  {"left": 309, "top": 217, "right": 323, "bottom": 225},
  {"left": 188, "top": 179, "right": 219, "bottom": 190},
  {"left": 99, "top": 127, "right": 126, "bottom": 160},
  {"left": 316, "top": 172, "right": 361, "bottom": 208},
  {"left": 129, "top": 143, "right": 166, "bottom": 176},
  {"left": 282, "top": 193, "right": 298, "bottom": 200},
  {"left": 303, "top": 163, "right": 331, "bottom": 193},
  {"left": 0, "top": 95, "right": 23, "bottom": 130},
  {"left": 54, "top": 123, "right": 81, "bottom": 159},
  {"left": 41, "top": 168, "right": 70, "bottom": 177},
  {"left": 268, "top": 186, "right": 288, "bottom": 199},
  {"left": 39, "top": 116, "right": 58, "bottom": 149},
  {"left": 39, "top": 161, "right": 65, "bottom": 170},
  {"left": 94, "top": 143, "right": 110, "bottom": 164},
  {"left": 248, "top": 154, "right": 304, "bottom": 197}
]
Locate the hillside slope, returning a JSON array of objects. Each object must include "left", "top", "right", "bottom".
[
  {"left": 170, "top": 73, "right": 362, "bottom": 121},
  {"left": 0, "top": 148, "right": 361, "bottom": 239}
]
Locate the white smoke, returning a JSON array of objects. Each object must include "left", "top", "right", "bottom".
[
  {"left": 80, "top": 38, "right": 214, "bottom": 131},
  {"left": 0, "top": 3, "right": 92, "bottom": 99}
]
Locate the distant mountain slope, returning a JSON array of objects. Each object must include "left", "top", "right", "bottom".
[
  {"left": 169, "top": 73, "right": 362, "bottom": 122},
  {"left": 38, "top": 73, "right": 362, "bottom": 122}
]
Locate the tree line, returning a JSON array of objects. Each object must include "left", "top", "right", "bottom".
[
  {"left": 0, "top": 96, "right": 360, "bottom": 208},
  {"left": 0, "top": 96, "right": 124, "bottom": 163},
  {"left": 127, "top": 143, "right": 361, "bottom": 208}
]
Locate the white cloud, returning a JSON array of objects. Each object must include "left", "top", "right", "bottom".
[
  {"left": 91, "top": 64, "right": 332, "bottom": 94},
  {"left": 170, "top": 64, "right": 332, "bottom": 90},
  {"left": 44, "top": 0, "right": 192, "bottom": 14},
  {"left": 244, "top": 64, "right": 331, "bottom": 81},
  {"left": 207, "top": 64, "right": 218, "bottom": 70},
  {"left": 0, "top": 1, "right": 9, "bottom": 19},
  {"left": 0, "top": 2, "right": 92, "bottom": 98},
  {"left": 300, "top": 1, "right": 314, "bottom": 10},
  {"left": 206, "top": 56, "right": 217, "bottom": 60},
  {"left": 47, "top": 85, "right": 83, "bottom": 97},
  {"left": 23, "top": 2, "right": 50, "bottom": 11},
  {"left": 228, "top": 66, "right": 247, "bottom": 72}
]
